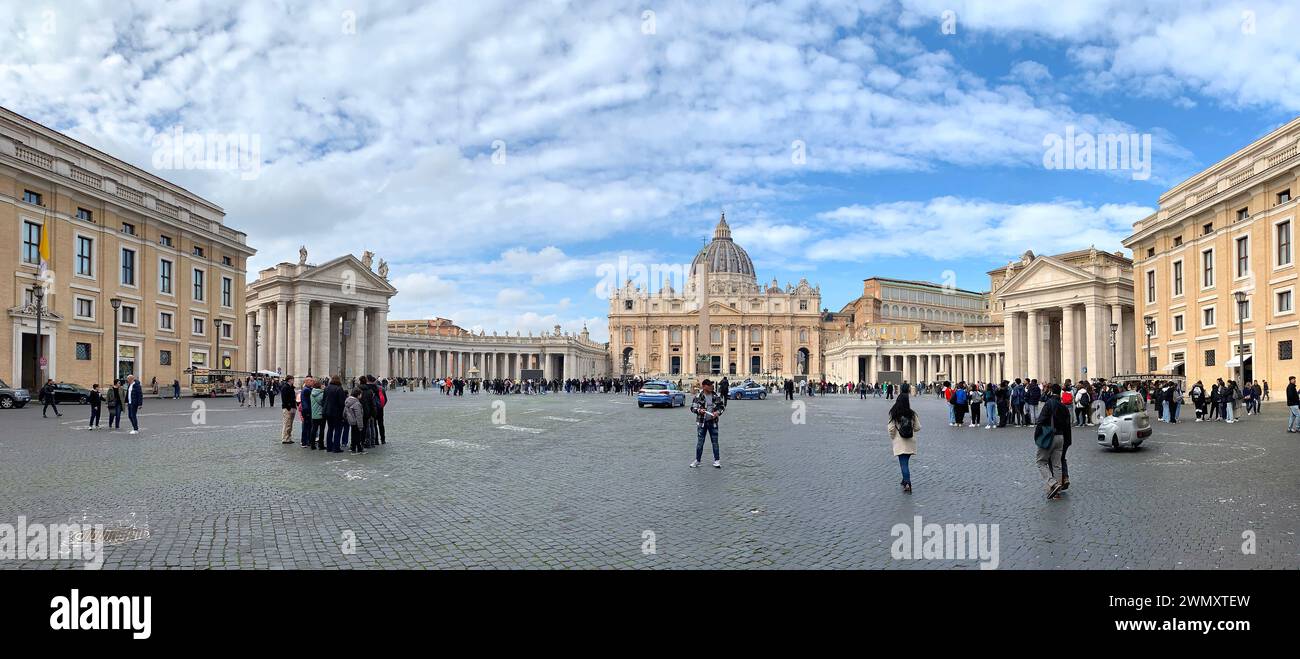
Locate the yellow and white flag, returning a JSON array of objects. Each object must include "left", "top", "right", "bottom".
[{"left": 38, "top": 222, "right": 51, "bottom": 280}]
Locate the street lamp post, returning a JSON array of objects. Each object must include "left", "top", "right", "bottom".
[
  {"left": 213, "top": 318, "right": 223, "bottom": 371},
  {"left": 110, "top": 298, "right": 122, "bottom": 382},
  {"left": 1109, "top": 322, "right": 1119, "bottom": 378},
  {"left": 253, "top": 324, "right": 261, "bottom": 372},
  {"left": 1143, "top": 316, "right": 1155, "bottom": 375},
  {"left": 1234, "top": 290, "right": 1248, "bottom": 387},
  {"left": 33, "top": 285, "right": 46, "bottom": 388}
]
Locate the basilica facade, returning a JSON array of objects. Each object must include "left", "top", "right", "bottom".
[{"left": 607, "top": 215, "right": 825, "bottom": 381}]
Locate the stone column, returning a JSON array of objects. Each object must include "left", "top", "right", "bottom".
[
  {"left": 1060, "top": 304, "right": 1076, "bottom": 384},
  {"left": 1084, "top": 303, "right": 1102, "bottom": 381},
  {"left": 294, "top": 299, "right": 311, "bottom": 377},
  {"left": 1109, "top": 303, "right": 1123, "bottom": 377},
  {"left": 1025, "top": 309, "right": 1040, "bottom": 381},
  {"left": 274, "top": 301, "right": 289, "bottom": 374},
  {"left": 244, "top": 313, "right": 256, "bottom": 371},
  {"left": 313, "top": 302, "right": 330, "bottom": 378},
  {"left": 1003, "top": 312, "right": 1018, "bottom": 380}
]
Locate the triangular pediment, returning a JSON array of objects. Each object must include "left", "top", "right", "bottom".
[
  {"left": 998, "top": 256, "right": 1096, "bottom": 297},
  {"left": 706, "top": 301, "right": 743, "bottom": 315},
  {"left": 302, "top": 255, "right": 396, "bottom": 294}
]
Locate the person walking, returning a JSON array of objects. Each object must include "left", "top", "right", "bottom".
[
  {"left": 40, "top": 379, "right": 62, "bottom": 418},
  {"left": 887, "top": 392, "right": 920, "bottom": 493},
  {"left": 172, "top": 379, "right": 181, "bottom": 399},
  {"left": 784, "top": 378, "right": 794, "bottom": 401},
  {"left": 344, "top": 388, "right": 366, "bottom": 454},
  {"left": 87, "top": 384, "right": 102, "bottom": 430},
  {"left": 324, "top": 375, "right": 348, "bottom": 453},
  {"left": 1034, "top": 383, "right": 1071, "bottom": 499},
  {"left": 298, "top": 377, "right": 316, "bottom": 448},
  {"left": 1287, "top": 376, "right": 1300, "bottom": 433},
  {"left": 952, "top": 382, "right": 968, "bottom": 427},
  {"left": 106, "top": 380, "right": 123, "bottom": 429},
  {"left": 983, "top": 383, "right": 998, "bottom": 429},
  {"left": 125, "top": 374, "right": 143, "bottom": 434},
  {"left": 258, "top": 379, "right": 268, "bottom": 407},
  {"left": 689, "top": 379, "right": 726, "bottom": 469},
  {"left": 279, "top": 375, "right": 296, "bottom": 444}
]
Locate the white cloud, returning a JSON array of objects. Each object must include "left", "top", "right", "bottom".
[{"left": 808, "top": 196, "right": 1153, "bottom": 261}]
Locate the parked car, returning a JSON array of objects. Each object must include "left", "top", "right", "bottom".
[
  {"left": 729, "top": 380, "right": 768, "bottom": 400},
  {"left": 47, "top": 382, "right": 94, "bottom": 404},
  {"left": 637, "top": 381, "right": 687, "bottom": 408},
  {"left": 1097, "top": 391, "right": 1152, "bottom": 450},
  {"left": 0, "top": 379, "right": 32, "bottom": 409}
]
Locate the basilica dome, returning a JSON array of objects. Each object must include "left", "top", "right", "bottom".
[{"left": 690, "top": 213, "right": 756, "bottom": 280}]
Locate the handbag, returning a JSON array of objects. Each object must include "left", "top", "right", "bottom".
[{"left": 1033, "top": 423, "right": 1055, "bottom": 450}]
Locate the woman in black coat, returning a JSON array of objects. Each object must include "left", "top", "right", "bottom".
[{"left": 322, "top": 376, "right": 348, "bottom": 453}]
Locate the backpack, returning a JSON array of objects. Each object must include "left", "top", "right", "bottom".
[
  {"left": 955, "top": 389, "right": 968, "bottom": 405},
  {"left": 1061, "top": 391, "right": 1073, "bottom": 405},
  {"left": 895, "top": 413, "right": 915, "bottom": 439}
]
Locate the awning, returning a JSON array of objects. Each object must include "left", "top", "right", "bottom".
[
  {"left": 1160, "top": 361, "right": 1184, "bottom": 372},
  {"left": 1224, "top": 355, "right": 1253, "bottom": 368}
]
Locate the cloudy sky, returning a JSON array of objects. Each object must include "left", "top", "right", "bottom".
[{"left": 4, "top": 0, "right": 1299, "bottom": 340}]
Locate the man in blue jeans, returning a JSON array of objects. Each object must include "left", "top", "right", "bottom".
[
  {"left": 689, "top": 379, "right": 726, "bottom": 469},
  {"left": 1287, "top": 376, "right": 1300, "bottom": 433}
]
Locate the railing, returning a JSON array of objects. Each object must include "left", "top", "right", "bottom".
[
  {"left": 115, "top": 186, "right": 144, "bottom": 205},
  {"left": 70, "top": 167, "right": 102, "bottom": 188},
  {"left": 1268, "top": 144, "right": 1298, "bottom": 167},
  {"left": 16, "top": 144, "right": 52, "bottom": 169},
  {"left": 387, "top": 330, "right": 605, "bottom": 349}
]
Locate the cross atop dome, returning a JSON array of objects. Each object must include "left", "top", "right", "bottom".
[{"left": 713, "top": 211, "right": 732, "bottom": 241}]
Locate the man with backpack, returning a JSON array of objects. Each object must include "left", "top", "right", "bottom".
[{"left": 952, "top": 383, "right": 968, "bottom": 427}]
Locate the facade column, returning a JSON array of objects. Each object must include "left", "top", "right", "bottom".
[
  {"left": 1003, "top": 312, "right": 1019, "bottom": 380},
  {"left": 315, "top": 302, "right": 332, "bottom": 378},
  {"left": 294, "top": 299, "right": 311, "bottom": 378},
  {"left": 274, "top": 301, "right": 289, "bottom": 374},
  {"left": 1084, "top": 303, "right": 1102, "bottom": 381},
  {"left": 1109, "top": 304, "right": 1123, "bottom": 377},
  {"left": 1061, "top": 304, "right": 1076, "bottom": 384},
  {"left": 1025, "top": 309, "right": 1040, "bottom": 382}
]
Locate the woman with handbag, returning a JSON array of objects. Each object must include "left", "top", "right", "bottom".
[
  {"left": 887, "top": 393, "right": 920, "bottom": 493},
  {"left": 1034, "top": 383, "right": 1071, "bottom": 500}
]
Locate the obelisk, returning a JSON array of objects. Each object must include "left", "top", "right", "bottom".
[{"left": 696, "top": 250, "right": 710, "bottom": 383}]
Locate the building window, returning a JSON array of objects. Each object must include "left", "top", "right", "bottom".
[
  {"left": 75, "top": 236, "right": 94, "bottom": 276},
  {"left": 160, "top": 312, "right": 173, "bottom": 331},
  {"left": 193, "top": 318, "right": 206, "bottom": 335},
  {"left": 1146, "top": 270, "right": 1156, "bottom": 304},
  {"left": 120, "top": 248, "right": 136, "bottom": 285},
  {"left": 1236, "top": 236, "right": 1250, "bottom": 277},
  {"left": 75, "top": 298, "right": 94, "bottom": 319},
  {"left": 799, "top": 329, "right": 808, "bottom": 343},
  {"left": 1203, "top": 306, "right": 1216, "bottom": 328},
  {"left": 22, "top": 221, "right": 41, "bottom": 264},
  {"left": 1281, "top": 340, "right": 1293, "bottom": 361},
  {"left": 1173, "top": 236, "right": 1182, "bottom": 247},
  {"left": 1172, "top": 260, "right": 1183, "bottom": 296},
  {"left": 77, "top": 207, "right": 94, "bottom": 222},
  {"left": 121, "top": 222, "right": 136, "bottom": 236},
  {"left": 1173, "top": 314, "right": 1184, "bottom": 333},
  {"left": 160, "top": 234, "right": 173, "bottom": 247},
  {"left": 623, "top": 300, "right": 633, "bottom": 310},
  {"left": 1238, "top": 299, "right": 1251, "bottom": 322},
  {"left": 193, "top": 246, "right": 205, "bottom": 257},
  {"left": 623, "top": 328, "right": 633, "bottom": 343},
  {"left": 76, "top": 343, "right": 92, "bottom": 360},
  {"left": 799, "top": 300, "right": 808, "bottom": 310},
  {"left": 1280, "top": 189, "right": 1293, "bottom": 205},
  {"left": 190, "top": 351, "right": 207, "bottom": 367},
  {"left": 711, "top": 328, "right": 721, "bottom": 344},
  {"left": 1146, "top": 247, "right": 1155, "bottom": 258},
  {"left": 1148, "top": 356, "right": 1158, "bottom": 371},
  {"left": 160, "top": 259, "right": 173, "bottom": 294},
  {"left": 1205, "top": 349, "right": 1215, "bottom": 367},
  {"left": 1202, "top": 248, "right": 1214, "bottom": 287},
  {"left": 222, "top": 256, "right": 232, "bottom": 266},
  {"left": 1202, "top": 222, "right": 1213, "bottom": 235},
  {"left": 670, "top": 327, "right": 681, "bottom": 343},
  {"left": 1237, "top": 207, "right": 1249, "bottom": 222},
  {"left": 750, "top": 327, "right": 761, "bottom": 342},
  {"left": 160, "top": 350, "right": 172, "bottom": 366},
  {"left": 1279, "top": 290, "right": 1294, "bottom": 315},
  {"left": 120, "top": 305, "right": 136, "bottom": 325},
  {"left": 221, "top": 277, "right": 233, "bottom": 307},
  {"left": 1278, "top": 220, "right": 1292, "bottom": 267},
  {"left": 222, "top": 322, "right": 233, "bottom": 339},
  {"left": 193, "top": 269, "right": 205, "bottom": 301},
  {"left": 23, "top": 190, "right": 43, "bottom": 205}
]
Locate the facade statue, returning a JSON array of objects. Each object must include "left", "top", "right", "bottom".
[
  {"left": 298, "top": 245, "right": 308, "bottom": 265},
  {"left": 378, "top": 259, "right": 389, "bottom": 279},
  {"left": 361, "top": 251, "right": 374, "bottom": 270}
]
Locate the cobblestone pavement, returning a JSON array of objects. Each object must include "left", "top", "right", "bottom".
[{"left": 1, "top": 389, "right": 1297, "bottom": 569}]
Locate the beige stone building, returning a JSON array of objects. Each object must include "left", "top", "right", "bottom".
[
  {"left": 388, "top": 324, "right": 609, "bottom": 381},
  {"left": 2, "top": 107, "right": 254, "bottom": 391},
  {"left": 608, "top": 214, "right": 824, "bottom": 381},
  {"left": 1124, "top": 117, "right": 1300, "bottom": 388}
]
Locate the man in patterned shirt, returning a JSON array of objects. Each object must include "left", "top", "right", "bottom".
[{"left": 689, "top": 379, "right": 726, "bottom": 469}]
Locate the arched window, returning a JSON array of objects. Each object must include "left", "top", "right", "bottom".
[
  {"left": 799, "top": 328, "right": 808, "bottom": 343},
  {"left": 623, "top": 328, "right": 633, "bottom": 343}
]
